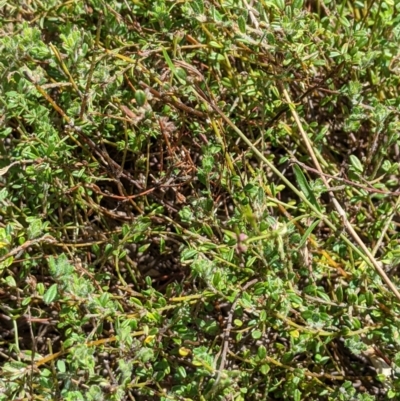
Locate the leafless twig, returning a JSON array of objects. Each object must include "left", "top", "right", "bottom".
[
  {"left": 282, "top": 88, "right": 400, "bottom": 302},
  {"left": 210, "top": 278, "right": 258, "bottom": 394}
]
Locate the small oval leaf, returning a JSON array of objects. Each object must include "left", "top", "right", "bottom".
[
  {"left": 135, "top": 90, "right": 147, "bottom": 107},
  {"left": 293, "top": 164, "right": 321, "bottom": 212},
  {"left": 349, "top": 155, "right": 364, "bottom": 173},
  {"left": 43, "top": 283, "right": 58, "bottom": 304}
]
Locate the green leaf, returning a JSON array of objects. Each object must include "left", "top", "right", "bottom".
[
  {"left": 104, "top": 243, "right": 113, "bottom": 255},
  {"left": 175, "top": 67, "right": 187, "bottom": 82},
  {"left": 162, "top": 48, "right": 186, "bottom": 85},
  {"left": 293, "top": 164, "right": 321, "bottom": 212},
  {"left": 209, "top": 41, "right": 223, "bottom": 49},
  {"left": 138, "top": 243, "right": 150, "bottom": 253},
  {"left": 260, "top": 363, "right": 270, "bottom": 375},
  {"left": 336, "top": 286, "right": 343, "bottom": 302},
  {"left": 238, "top": 15, "right": 246, "bottom": 33},
  {"left": 191, "top": 0, "right": 204, "bottom": 14},
  {"left": 57, "top": 360, "right": 66, "bottom": 373},
  {"left": 365, "top": 291, "right": 374, "bottom": 306},
  {"left": 181, "top": 248, "right": 198, "bottom": 260},
  {"left": 246, "top": 256, "right": 257, "bottom": 268},
  {"left": 135, "top": 89, "right": 147, "bottom": 107},
  {"left": 251, "top": 329, "right": 262, "bottom": 339},
  {"left": 257, "top": 345, "right": 267, "bottom": 359},
  {"left": 349, "top": 155, "right": 364, "bottom": 173},
  {"left": 202, "top": 223, "right": 213, "bottom": 238},
  {"left": 5, "top": 275, "right": 16, "bottom": 287},
  {"left": 297, "top": 219, "right": 320, "bottom": 249},
  {"left": 37, "top": 283, "right": 45, "bottom": 296},
  {"left": 178, "top": 366, "right": 187, "bottom": 378},
  {"left": 212, "top": 271, "right": 221, "bottom": 288},
  {"left": 159, "top": 237, "right": 166, "bottom": 253},
  {"left": 43, "top": 283, "right": 58, "bottom": 304},
  {"left": 293, "top": 0, "right": 303, "bottom": 9}
]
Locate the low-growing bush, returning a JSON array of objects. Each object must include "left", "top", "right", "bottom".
[{"left": 1, "top": 1, "right": 400, "bottom": 400}]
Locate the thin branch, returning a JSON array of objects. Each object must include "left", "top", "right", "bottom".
[
  {"left": 281, "top": 87, "right": 400, "bottom": 303},
  {"left": 210, "top": 278, "right": 258, "bottom": 394},
  {"left": 197, "top": 85, "right": 400, "bottom": 303}
]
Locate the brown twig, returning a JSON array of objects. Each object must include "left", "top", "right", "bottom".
[
  {"left": 0, "top": 234, "right": 57, "bottom": 263},
  {"left": 282, "top": 87, "right": 400, "bottom": 303},
  {"left": 210, "top": 278, "right": 258, "bottom": 394},
  {"left": 292, "top": 159, "right": 400, "bottom": 197},
  {"left": 139, "top": 81, "right": 208, "bottom": 119}
]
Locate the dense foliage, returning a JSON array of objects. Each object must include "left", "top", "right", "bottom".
[{"left": 1, "top": 0, "right": 400, "bottom": 400}]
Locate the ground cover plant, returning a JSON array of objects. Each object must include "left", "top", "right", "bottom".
[{"left": 1, "top": 0, "right": 400, "bottom": 400}]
